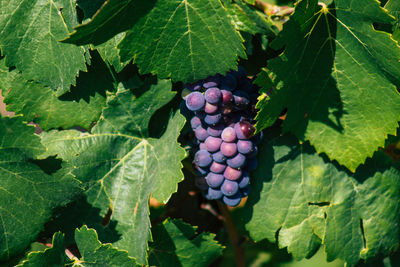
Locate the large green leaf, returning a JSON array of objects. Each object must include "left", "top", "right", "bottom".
[
  {"left": 96, "top": 33, "right": 130, "bottom": 73},
  {"left": 255, "top": 0, "right": 400, "bottom": 171},
  {"left": 385, "top": 0, "right": 400, "bottom": 41},
  {"left": 0, "top": 117, "right": 81, "bottom": 261},
  {"left": 149, "top": 219, "right": 223, "bottom": 267},
  {"left": 0, "top": 0, "right": 86, "bottom": 93},
  {"left": 64, "top": 0, "right": 245, "bottom": 83},
  {"left": 40, "top": 79, "right": 186, "bottom": 264},
  {"left": 75, "top": 226, "right": 138, "bottom": 266},
  {"left": 0, "top": 56, "right": 108, "bottom": 131},
  {"left": 244, "top": 134, "right": 400, "bottom": 266}
]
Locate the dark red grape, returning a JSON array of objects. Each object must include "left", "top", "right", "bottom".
[
  {"left": 221, "top": 127, "right": 236, "bottom": 142},
  {"left": 204, "top": 88, "right": 221, "bottom": 104},
  {"left": 223, "top": 166, "right": 242, "bottom": 181},
  {"left": 221, "top": 179, "right": 239, "bottom": 196},
  {"left": 234, "top": 121, "right": 255, "bottom": 139},
  {"left": 206, "top": 172, "right": 224, "bottom": 188},
  {"left": 186, "top": 92, "right": 205, "bottom": 111},
  {"left": 221, "top": 90, "right": 233, "bottom": 105},
  {"left": 220, "top": 142, "right": 237, "bottom": 157},
  {"left": 194, "top": 150, "right": 212, "bottom": 167},
  {"left": 204, "top": 136, "right": 222, "bottom": 152},
  {"left": 210, "top": 161, "right": 226, "bottom": 174},
  {"left": 227, "top": 153, "right": 246, "bottom": 168},
  {"left": 237, "top": 140, "right": 254, "bottom": 154}
]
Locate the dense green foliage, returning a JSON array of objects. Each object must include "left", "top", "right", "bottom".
[{"left": 0, "top": 0, "right": 399, "bottom": 266}]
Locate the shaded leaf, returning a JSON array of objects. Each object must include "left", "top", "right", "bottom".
[
  {"left": 75, "top": 226, "right": 138, "bottom": 266},
  {"left": 96, "top": 33, "right": 130, "bottom": 73},
  {"left": 0, "top": 0, "right": 86, "bottom": 94},
  {"left": 244, "top": 134, "right": 400, "bottom": 266},
  {"left": 149, "top": 219, "right": 223, "bottom": 267},
  {"left": 40, "top": 79, "right": 186, "bottom": 264},
  {"left": 255, "top": 0, "right": 400, "bottom": 171},
  {"left": 0, "top": 117, "right": 81, "bottom": 261}
]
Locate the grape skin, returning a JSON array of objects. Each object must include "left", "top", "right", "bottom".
[{"left": 185, "top": 69, "right": 260, "bottom": 206}]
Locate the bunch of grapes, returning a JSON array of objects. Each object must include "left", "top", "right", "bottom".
[{"left": 181, "top": 68, "right": 261, "bottom": 207}]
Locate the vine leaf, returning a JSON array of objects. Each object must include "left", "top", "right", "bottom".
[
  {"left": 64, "top": 0, "right": 245, "bottom": 83},
  {"left": 0, "top": 0, "right": 86, "bottom": 94},
  {"left": 149, "top": 219, "right": 224, "bottom": 267},
  {"left": 17, "top": 233, "right": 71, "bottom": 267},
  {"left": 385, "top": 0, "right": 400, "bottom": 42},
  {"left": 40, "top": 79, "right": 186, "bottom": 264},
  {"left": 255, "top": 0, "right": 400, "bottom": 171},
  {"left": 0, "top": 117, "right": 81, "bottom": 261},
  {"left": 0, "top": 57, "right": 108, "bottom": 131},
  {"left": 243, "top": 134, "right": 400, "bottom": 266},
  {"left": 96, "top": 33, "right": 130, "bottom": 73}
]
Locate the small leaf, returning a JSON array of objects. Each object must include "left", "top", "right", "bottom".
[
  {"left": 75, "top": 226, "right": 138, "bottom": 266},
  {"left": 17, "top": 233, "right": 71, "bottom": 267},
  {"left": 149, "top": 219, "right": 224, "bottom": 267},
  {"left": 244, "top": 134, "right": 400, "bottom": 265},
  {"left": 0, "top": 0, "right": 87, "bottom": 93},
  {"left": 41, "top": 79, "right": 186, "bottom": 264}
]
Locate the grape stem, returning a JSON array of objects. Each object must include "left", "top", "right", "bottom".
[{"left": 217, "top": 202, "right": 246, "bottom": 267}]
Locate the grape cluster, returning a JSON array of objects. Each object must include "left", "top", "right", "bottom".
[{"left": 181, "top": 68, "right": 261, "bottom": 207}]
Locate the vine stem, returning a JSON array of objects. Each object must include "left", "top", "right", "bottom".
[{"left": 217, "top": 202, "right": 246, "bottom": 267}]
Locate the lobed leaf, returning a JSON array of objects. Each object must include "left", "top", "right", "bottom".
[
  {"left": 0, "top": 0, "right": 87, "bottom": 94},
  {"left": 255, "top": 0, "right": 400, "bottom": 171},
  {"left": 244, "top": 134, "right": 400, "bottom": 266},
  {"left": 40, "top": 79, "right": 186, "bottom": 264},
  {"left": 149, "top": 219, "right": 224, "bottom": 267}
]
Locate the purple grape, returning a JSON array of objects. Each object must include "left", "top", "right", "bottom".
[
  {"left": 221, "top": 74, "right": 237, "bottom": 91},
  {"left": 195, "top": 177, "right": 209, "bottom": 191},
  {"left": 212, "top": 151, "right": 227, "bottom": 163},
  {"left": 221, "top": 127, "right": 236, "bottom": 142},
  {"left": 204, "top": 102, "right": 218, "bottom": 114},
  {"left": 199, "top": 142, "right": 207, "bottom": 150},
  {"left": 238, "top": 172, "right": 250, "bottom": 188},
  {"left": 190, "top": 116, "right": 202, "bottom": 130},
  {"left": 220, "top": 142, "right": 237, "bottom": 157},
  {"left": 210, "top": 161, "right": 226, "bottom": 174},
  {"left": 221, "top": 180, "right": 239, "bottom": 196},
  {"left": 204, "top": 112, "right": 222, "bottom": 125},
  {"left": 194, "top": 125, "right": 209, "bottom": 141},
  {"left": 185, "top": 81, "right": 202, "bottom": 91},
  {"left": 204, "top": 136, "right": 222, "bottom": 152},
  {"left": 204, "top": 88, "right": 221, "bottom": 104},
  {"left": 220, "top": 105, "right": 234, "bottom": 115},
  {"left": 203, "top": 81, "right": 218, "bottom": 88},
  {"left": 221, "top": 90, "right": 233, "bottom": 105},
  {"left": 224, "top": 166, "right": 242, "bottom": 181},
  {"left": 246, "top": 158, "right": 258, "bottom": 171},
  {"left": 237, "top": 140, "right": 254, "bottom": 155},
  {"left": 233, "top": 90, "right": 250, "bottom": 109},
  {"left": 186, "top": 92, "right": 205, "bottom": 111},
  {"left": 206, "top": 187, "right": 223, "bottom": 200},
  {"left": 222, "top": 193, "right": 242, "bottom": 207},
  {"left": 207, "top": 124, "right": 224, "bottom": 137},
  {"left": 194, "top": 164, "right": 208, "bottom": 176},
  {"left": 206, "top": 172, "right": 224, "bottom": 188},
  {"left": 194, "top": 150, "right": 212, "bottom": 167},
  {"left": 234, "top": 121, "right": 255, "bottom": 139},
  {"left": 227, "top": 153, "right": 246, "bottom": 168}
]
